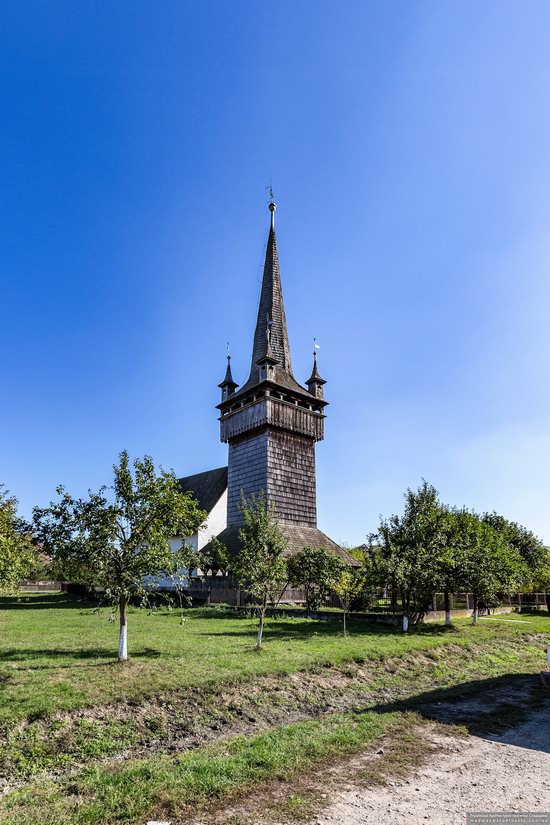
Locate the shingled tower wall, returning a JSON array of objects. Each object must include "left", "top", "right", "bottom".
[{"left": 227, "top": 429, "right": 317, "bottom": 527}]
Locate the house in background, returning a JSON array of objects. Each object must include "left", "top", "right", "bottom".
[
  {"left": 155, "top": 467, "right": 228, "bottom": 590},
  {"left": 177, "top": 466, "right": 228, "bottom": 552}
]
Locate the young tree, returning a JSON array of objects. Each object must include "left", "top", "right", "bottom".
[
  {"left": 33, "top": 451, "right": 205, "bottom": 661},
  {"left": 333, "top": 568, "right": 364, "bottom": 636},
  {"left": 0, "top": 486, "right": 37, "bottom": 594},
  {"left": 232, "top": 493, "right": 288, "bottom": 649},
  {"left": 287, "top": 546, "right": 345, "bottom": 615},
  {"left": 378, "top": 481, "right": 447, "bottom": 632}
]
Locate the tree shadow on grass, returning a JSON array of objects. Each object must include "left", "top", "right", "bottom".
[
  {"left": 0, "top": 647, "right": 162, "bottom": 670},
  {"left": 192, "top": 625, "right": 346, "bottom": 640},
  {"left": 0, "top": 594, "right": 96, "bottom": 611},
  {"left": 191, "top": 619, "right": 461, "bottom": 642},
  {"left": 365, "top": 671, "right": 550, "bottom": 754}
]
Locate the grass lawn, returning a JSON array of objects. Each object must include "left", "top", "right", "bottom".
[
  {"left": 1, "top": 593, "right": 549, "bottom": 825},
  {"left": 2, "top": 592, "right": 549, "bottom": 727}
]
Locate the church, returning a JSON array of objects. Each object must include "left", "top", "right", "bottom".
[{"left": 178, "top": 200, "right": 354, "bottom": 577}]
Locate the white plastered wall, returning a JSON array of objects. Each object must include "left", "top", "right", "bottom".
[{"left": 155, "top": 490, "right": 228, "bottom": 590}]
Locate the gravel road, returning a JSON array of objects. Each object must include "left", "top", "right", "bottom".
[{"left": 316, "top": 704, "right": 550, "bottom": 825}]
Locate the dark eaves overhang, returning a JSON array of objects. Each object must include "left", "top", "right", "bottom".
[{"left": 216, "top": 377, "right": 329, "bottom": 413}]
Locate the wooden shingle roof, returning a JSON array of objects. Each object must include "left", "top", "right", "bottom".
[
  {"left": 233, "top": 213, "right": 310, "bottom": 401},
  {"left": 204, "top": 524, "right": 359, "bottom": 567},
  {"left": 178, "top": 466, "right": 227, "bottom": 515}
]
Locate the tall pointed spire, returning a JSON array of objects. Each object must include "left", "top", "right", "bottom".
[
  {"left": 220, "top": 198, "right": 326, "bottom": 403},
  {"left": 246, "top": 199, "right": 293, "bottom": 386}
]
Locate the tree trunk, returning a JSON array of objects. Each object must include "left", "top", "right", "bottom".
[
  {"left": 545, "top": 591, "right": 550, "bottom": 615},
  {"left": 343, "top": 609, "right": 347, "bottom": 637},
  {"left": 118, "top": 597, "right": 128, "bottom": 661},
  {"left": 401, "top": 589, "right": 409, "bottom": 632},
  {"left": 518, "top": 592, "right": 522, "bottom": 613},
  {"left": 444, "top": 588, "right": 451, "bottom": 627},
  {"left": 256, "top": 595, "right": 267, "bottom": 649},
  {"left": 472, "top": 594, "right": 478, "bottom": 626}
]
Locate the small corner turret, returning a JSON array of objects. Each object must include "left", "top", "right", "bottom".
[
  {"left": 218, "top": 355, "right": 238, "bottom": 403},
  {"left": 306, "top": 350, "right": 326, "bottom": 400}
]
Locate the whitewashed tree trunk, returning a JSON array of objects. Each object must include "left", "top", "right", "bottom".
[
  {"left": 118, "top": 598, "right": 128, "bottom": 661},
  {"left": 401, "top": 589, "right": 409, "bottom": 632},
  {"left": 472, "top": 595, "right": 478, "bottom": 626},
  {"left": 444, "top": 589, "right": 452, "bottom": 626},
  {"left": 256, "top": 596, "right": 267, "bottom": 649}
]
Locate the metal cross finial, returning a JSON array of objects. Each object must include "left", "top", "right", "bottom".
[{"left": 266, "top": 181, "right": 276, "bottom": 229}]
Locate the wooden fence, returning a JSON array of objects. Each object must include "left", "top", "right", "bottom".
[
  {"left": 17, "top": 580, "right": 62, "bottom": 592},
  {"left": 19, "top": 577, "right": 548, "bottom": 619},
  {"left": 189, "top": 578, "right": 549, "bottom": 615}
]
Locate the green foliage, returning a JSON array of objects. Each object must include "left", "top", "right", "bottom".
[
  {"left": 232, "top": 493, "right": 288, "bottom": 647},
  {"left": 377, "top": 481, "right": 448, "bottom": 618},
  {"left": 348, "top": 543, "right": 385, "bottom": 611},
  {"left": 532, "top": 547, "right": 550, "bottom": 591},
  {"left": 530, "top": 548, "right": 550, "bottom": 613},
  {"left": 481, "top": 512, "right": 547, "bottom": 588},
  {"left": 452, "top": 510, "right": 524, "bottom": 601},
  {"left": 0, "top": 486, "right": 37, "bottom": 594},
  {"left": 199, "top": 535, "right": 229, "bottom": 575},
  {"left": 333, "top": 569, "right": 366, "bottom": 633},
  {"left": 32, "top": 451, "right": 206, "bottom": 657},
  {"left": 287, "top": 547, "right": 345, "bottom": 613},
  {"left": 233, "top": 493, "right": 288, "bottom": 608},
  {"left": 33, "top": 451, "right": 205, "bottom": 602},
  {"left": 373, "top": 481, "right": 544, "bottom": 623}
]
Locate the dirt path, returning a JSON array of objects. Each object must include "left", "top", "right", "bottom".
[{"left": 316, "top": 705, "right": 550, "bottom": 825}]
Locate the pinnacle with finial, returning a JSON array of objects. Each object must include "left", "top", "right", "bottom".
[
  {"left": 219, "top": 353, "right": 238, "bottom": 389},
  {"left": 268, "top": 199, "right": 276, "bottom": 230},
  {"left": 306, "top": 347, "right": 326, "bottom": 387}
]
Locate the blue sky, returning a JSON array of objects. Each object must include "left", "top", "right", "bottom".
[{"left": 2, "top": 1, "right": 550, "bottom": 544}]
